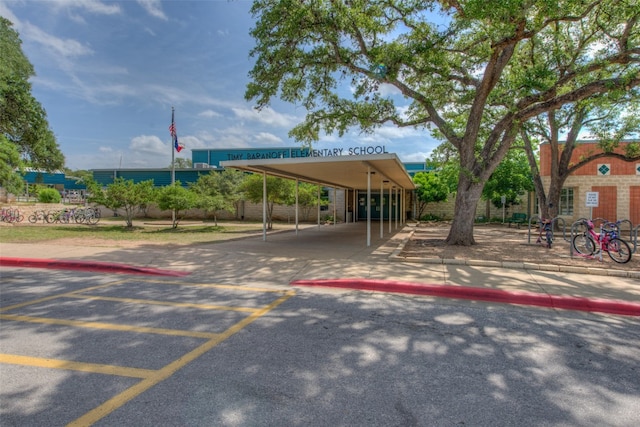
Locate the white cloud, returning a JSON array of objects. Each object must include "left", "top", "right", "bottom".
[
  {"left": 198, "top": 109, "right": 222, "bottom": 118},
  {"left": 136, "top": 0, "right": 167, "bottom": 21},
  {"left": 254, "top": 132, "right": 283, "bottom": 144},
  {"left": 22, "top": 22, "right": 94, "bottom": 58},
  {"left": 129, "top": 134, "right": 165, "bottom": 154},
  {"left": 232, "top": 107, "right": 299, "bottom": 128},
  {"left": 375, "top": 125, "right": 424, "bottom": 139},
  {"left": 0, "top": 2, "right": 19, "bottom": 25},
  {"left": 51, "top": 0, "right": 122, "bottom": 15},
  {"left": 399, "top": 151, "right": 430, "bottom": 163}
]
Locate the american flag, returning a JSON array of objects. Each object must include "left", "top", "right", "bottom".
[{"left": 169, "top": 114, "right": 184, "bottom": 153}]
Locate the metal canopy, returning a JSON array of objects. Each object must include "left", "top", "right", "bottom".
[{"left": 220, "top": 153, "right": 416, "bottom": 191}]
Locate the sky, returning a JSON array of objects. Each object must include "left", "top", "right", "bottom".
[{"left": 1, "top": 0, "right": 440, "bottom": 171}]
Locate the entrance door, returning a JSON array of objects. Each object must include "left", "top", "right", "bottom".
[
  {"left": 357, "top": 192, "right": 392, "bottom": 220},
  {"left": 630, "top": 186, "right": 640, "bottom": 225},
  {"left": 591, "top": 186, "right": 616, "bottom": 221}
]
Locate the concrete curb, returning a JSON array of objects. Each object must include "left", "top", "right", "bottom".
[
  {"left": 0, "top": 257, "right": 190, "bottom": 277},
  {"left": 291, "top": 278, "right": 640, "bottom": 317}
]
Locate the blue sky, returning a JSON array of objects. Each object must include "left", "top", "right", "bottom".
[{"left": 1, "top": 0, "right": 439, "bottom": 171}]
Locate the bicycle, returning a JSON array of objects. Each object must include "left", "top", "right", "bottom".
[
  {"left": 536, "top": 217, "right": 553, "bottom": 249},
  {"left": 572, "top": 219, "right": 631, "bottom": 264},
  {"left": 28, "top": 209, "right": 49, "bottom": 223},
  {"left": 1, "top": 208, "right": 24, "bottom": 223}
]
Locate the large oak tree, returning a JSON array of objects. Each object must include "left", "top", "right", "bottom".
[
  {"left": 245, "top": 0, "right": 639, "bottom": 245},
  {"left": 0, "top": 17, "right": 64, "bottom": 194}
]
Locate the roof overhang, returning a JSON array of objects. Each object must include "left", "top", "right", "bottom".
[{"left": 221, "top": 153, "right": 415, "bottom": 191}]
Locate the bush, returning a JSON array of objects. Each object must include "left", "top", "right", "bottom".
[
  {"left": 37, "top": 188, "right": 61, "bottom": 203},
  {"left": 420, "top": 213, "right": 443, "bottom": 222}
]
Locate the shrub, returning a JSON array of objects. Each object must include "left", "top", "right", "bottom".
[
  {"left": 420, "top": 213, "right": 443, "bottom": 222},
  {"left": 37, "top": 188, "right": 61, "bottom": 203}
]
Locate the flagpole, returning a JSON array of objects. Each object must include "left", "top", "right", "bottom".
[
  {"left": 171, "top": 107, "right": 176, "bottom": 224},
  {"left": 171, "top": 106, "right": 175, "bottom": 186}
]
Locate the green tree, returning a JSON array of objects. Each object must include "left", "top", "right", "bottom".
[
  {"left": 413, "top": 171, "right": 449, "bottom": 220},
  {"left": 0, "top": 17, "right": 64, "bottom": 192},
  {"left": 482, "top": 149, "right": 534, "bottom": 211},
  {"left": 170, "top": 158, "right": 192, "bottom": 169},
  {"left": 241, "top": 174, "right": 294, "bottom": 229},
  {"left": 246, "top": 0, "right": 639, "bottom": 245},
  {"left": 217, "top": 169, "right": 247, "bottom": 219},
  {"left": 91, "top": 178, "right": 156, "bottom": 228},
  {"left": 157, "top": 183, "right": 198, "bottom": 229},
  {"left": 0, "top": 134, "right": 24, "bottom": 195},
  {"left": 297, "top": 182, "right": 327, "bottom": 221},
  {"left": 190, "top": 172, "right": 230, "bottom": 225}
]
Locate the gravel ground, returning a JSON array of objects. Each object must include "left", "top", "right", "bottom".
[{"left": 400, "top": 222, "right": 639, "bottom": 272}]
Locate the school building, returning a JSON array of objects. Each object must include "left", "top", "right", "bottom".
[
  {"left": 6, "top": 141, "right": 637, "bottom": 227},
  {"left": 538, "top": 140, "right": 640, "bottom": 225}
]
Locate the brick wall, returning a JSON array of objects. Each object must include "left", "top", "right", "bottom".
[
  {"left": 541, "top": 174, "right": 638, "bottom": 223},
  {"left": 539, "top": 141, "right": 639, "bottom": 225}
]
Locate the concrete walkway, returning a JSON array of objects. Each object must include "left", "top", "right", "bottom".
[{"left": 1, "top": 222, "right": 639, "bottom": 315}]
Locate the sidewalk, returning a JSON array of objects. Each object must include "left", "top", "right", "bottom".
[{"left": 1, "top": 222, "right": 639, "bottom": 314}]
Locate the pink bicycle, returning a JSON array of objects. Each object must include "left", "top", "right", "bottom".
[{"left": 572, "top": 219, "right": 631, "bottom": 264}]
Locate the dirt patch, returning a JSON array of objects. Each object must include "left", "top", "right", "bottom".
[{"left": 400, "top": 222, "right": 639, "bottom": 272}]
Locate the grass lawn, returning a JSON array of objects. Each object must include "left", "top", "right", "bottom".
[{"left": 0, "top": 218, "right": 273, "bottom": 245}]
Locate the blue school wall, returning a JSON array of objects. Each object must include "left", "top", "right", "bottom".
[
  {"left": 22, "top": 171, "right": 85, "bottom": 190},
  {"left": 91, "top": 169, "right": 212, "bottom": 187}
]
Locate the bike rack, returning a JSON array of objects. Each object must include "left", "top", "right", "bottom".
[
  {"left": 630, "top": 225, "right": 639, "bottom": 255},
  {"left": 527, "top": 215, "right": 566, "bottom": 244},
  {"left": 569, "top": 220, "right": 585, "bottom": 259},
  {"left": 569, "top": 218, "right": 637, "bottom": 258}
]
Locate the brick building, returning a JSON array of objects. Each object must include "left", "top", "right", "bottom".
[{"left": 539, "top": 140, "right": 640, "bottom": 225}]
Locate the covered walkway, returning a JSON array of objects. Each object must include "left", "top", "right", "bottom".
[{"left": 221, "top": 153, "right": 416, "bottom": 246}]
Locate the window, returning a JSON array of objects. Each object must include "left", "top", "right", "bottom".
[
  {"left": 535, "top": 188, "right": 574, "bottom": 215},
  {"left": 559, "top": 188, "right": 574, "bottom": 215}
]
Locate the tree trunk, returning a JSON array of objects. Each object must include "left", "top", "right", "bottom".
[{"left": 445, "top": 176, "right": 484, "bottom": 245}]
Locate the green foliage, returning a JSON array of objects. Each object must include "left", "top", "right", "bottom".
[
  {"left": 246, "top": 0, "right": 639, "bottom": 245},
  {"left": 482, "top": 150, "right": 534, "bottom": 209},
  {"left": 0, "top": 17, "right": 64, "bottom": 173},
  {"left": 420, "top": 213, "right": 444, "bottom": 222},
  {"left": 171, "top": 158, "right": 192, "bottom": 169},
  {"left": 296, "top": 182, "right": 328, "bottom": 221},
  {"left": 0, "top": 134, "right": 24, "bottom": 195},
  {"left": 37, "top": 187, "right": 61, "bottom": 203},
  {"left": 189, "top": 169, "right": 247, "bottom": 223},
  {"left": 157, "top": 182, "right": 198, "bottom": 228},
  {"left": 241, "top": 174, "right": 295, "bottom": 229},
  {"left": 95, "top": 178, "right": 156, "bottom": 228},
  {"left": 413, "top": 171, "right": 449, "bottom": 219}
]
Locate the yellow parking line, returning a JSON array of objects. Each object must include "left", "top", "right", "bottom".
[
  {"left": 0, "top": 280, "right": 129, "bottom": 312},
  {"left": 64, "top": 294, "right": 259, "bottom": 313},
  {"left": 0, "top": 314, "right": 217, "bottom": 339},
  {"left": 67, "top": 290, "right": 296, "bottom": 427},
  {"left": 0, "top": 354, "right": 155, "bottom": 379}
]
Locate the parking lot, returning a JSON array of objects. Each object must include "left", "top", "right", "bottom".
[
  {"left": 2, "top": 222, "right": 640, "bottom": 426},
  {"left": 2, "top": 266, "right": 640, "bottom": 426},
  {"left": 1, "top": 269, "right": 294, "bottom": 426}
]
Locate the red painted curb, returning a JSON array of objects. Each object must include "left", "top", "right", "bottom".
[
  {"left": 291, "top": 279, "right": 640, "bottom": 317},
  {"left": 0, "top": 257, "right": 190, "bottom": 277}
]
